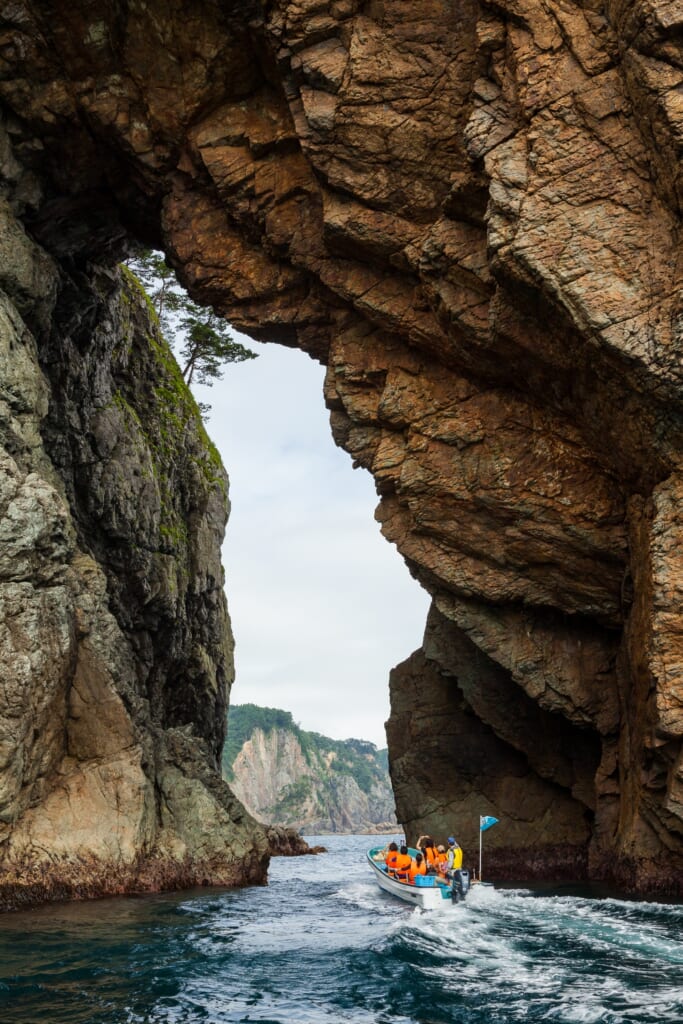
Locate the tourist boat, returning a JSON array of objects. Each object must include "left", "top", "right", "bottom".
[{"left": 367, "top": 846, "right": 470, "bottom": 909}]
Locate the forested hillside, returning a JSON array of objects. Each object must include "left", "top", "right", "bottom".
[{"left": 223, "top": 705, "right": 396, "bottom": 834}]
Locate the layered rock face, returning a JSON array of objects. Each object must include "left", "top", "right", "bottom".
[
  {"left": 0, "top": 0, "right": 681, "bottom": 893},
  {"left": 229, "top": 726, "right": 396, "bottom": 833}
]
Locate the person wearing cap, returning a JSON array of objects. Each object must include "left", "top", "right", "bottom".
[{"left": 446, "top": 836, "right": 463, "bottom": 872}]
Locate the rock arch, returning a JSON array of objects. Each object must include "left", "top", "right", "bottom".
[{"left": 0, "top": 0, "right": 681, "bottom": 899}]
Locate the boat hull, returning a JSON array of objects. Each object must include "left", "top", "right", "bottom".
[{"left": 367, "top": 848, "right": 453, "bottom": 910}]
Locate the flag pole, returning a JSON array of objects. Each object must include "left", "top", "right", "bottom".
[{"left": 478, "top": 815, "right": 499, "bottom": 883}]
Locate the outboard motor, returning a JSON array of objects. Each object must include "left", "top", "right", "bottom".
[{"left": 451, "top": 868, "right": 471, "bottom": 903}]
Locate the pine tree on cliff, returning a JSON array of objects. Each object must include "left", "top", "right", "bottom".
[{"left": 127, "top": 248, "right": 256, "bottom": 406}]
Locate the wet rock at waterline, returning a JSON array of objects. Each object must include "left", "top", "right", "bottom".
[{"left": 0, "top": 0, "right": 680, "bottom": 897}]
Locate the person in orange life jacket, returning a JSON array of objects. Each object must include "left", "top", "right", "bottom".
[
  {"left": 446, "top": 836, "right": 463, "bottom": 873},
  {"left": 416, "top": 835, "right": 439, "bottom": 873},
  {"left": 434, "top": 844, "right": 450, "bottom": 885},
  {"left": 407, "top": 852, "right": 427, "bottom": 883},
  {"left": 392, "top": 844, "right": 412, "bottom": 880},
  {"left": 384, "top": 842, "right": 399, "bottom": 872}
]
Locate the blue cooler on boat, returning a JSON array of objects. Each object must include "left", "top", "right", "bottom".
[{"left": 414, "top": 875, "right": 436, "bottom": 887}]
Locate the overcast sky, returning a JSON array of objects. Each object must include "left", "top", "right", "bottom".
[{"left": 194, "top": 336, "right": 430, "bottom": 749}]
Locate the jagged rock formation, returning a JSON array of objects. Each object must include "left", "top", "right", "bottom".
[
  {"left": 0, "top": 181, "right": 270, "bottom": 906},
  {"left": 265, "top": 824, "right": 323, "bottom": 856},
  {"left": 225, "top": 705, "right": 397, "bottom": 833},
  {"left": 0, "top": 0, "right": 681, "bottom": 895}
]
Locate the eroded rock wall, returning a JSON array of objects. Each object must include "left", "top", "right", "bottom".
[
  {"left": 0, "top": 130, "right": 269, "bottom": 905},
  {"left": 0, "top": 0, "right": 681, "bottom": 893},
  {"left": 230, "top": 726, "right": 397, "bottom": 833}
]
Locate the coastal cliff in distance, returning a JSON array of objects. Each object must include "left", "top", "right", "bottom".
[
  {"left": 224, "top": 705, "right": 397, "bottom": 834},
  {"left": 0, "top": 0, "right": 681, "bottom": 897}
]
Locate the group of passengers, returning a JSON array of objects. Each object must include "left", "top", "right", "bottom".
[{"left": 381, "top": 834, "right": 463, "bottom": 885}]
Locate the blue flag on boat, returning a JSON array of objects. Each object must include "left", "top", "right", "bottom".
[{"left": 480, "top": 815, "right": 499, "bottom": 832}]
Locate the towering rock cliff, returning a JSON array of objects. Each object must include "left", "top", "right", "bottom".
[
  {"left": 0, "top": 173, "right": 269, "bottom": 905},
  {"left": 225, "top": 705, "right": 397, "bottom": 833},
  {"left": 0, "top": 0, "right": 681, "bottom": 896}
]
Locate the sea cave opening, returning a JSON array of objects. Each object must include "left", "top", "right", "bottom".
[
  {"left": 183, "top": 328, "right": 431, "bottom": 751},
  {"left": 121, "top": 244, "right": 432, "bottom": 749}
]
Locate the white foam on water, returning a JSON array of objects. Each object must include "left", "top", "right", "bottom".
[
  {"left": 593, "top": 896, "right": 683, "bottom": 918},
  {"left": 501, "top": 892, "right": 683, "bottom": 969},
  {"left": 164, "top": 978, "right": 418, "bottom": 1024},
  {"left": 226, "top": 908, "right": 388, "bottom": 956},
  {"left": 176, "top": 841, "right": 683, "bottom": 1024},
  {"left": 405, "top": 895, "right": 559, "bottom": 1002},
  {"left": 391, "top": 883, "right": 683, "bottom": 1022},
  {"left": 550, "top": 1001, "right": 612, "bottom": 1023},
  {"left": 548, "top": 976, "right": 683, "bottom": 1024},
  {"left": 334, "top": 880, "right": 397, "bottom": 912}
]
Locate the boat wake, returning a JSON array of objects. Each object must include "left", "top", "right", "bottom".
[
  {"left": 0, "top": 835, "right": 681, "bottom": 1024},
  {"left": 394, "top": 887, "right": 683, "bottom": 1023}
]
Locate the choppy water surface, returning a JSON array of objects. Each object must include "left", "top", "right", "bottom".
[{"left": 0, "top": 834, "right": 680, "bottom": 1023}]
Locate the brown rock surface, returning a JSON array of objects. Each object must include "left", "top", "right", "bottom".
[
  {"left": 0, "top": 0, "right": 680, "bottom": 895},
  {"left": 266, "top": 826, "right": 323, "bottom": 858}
]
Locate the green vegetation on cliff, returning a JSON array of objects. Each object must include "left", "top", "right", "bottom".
[
  {"left": 125, "top": 249, "right": 256, "bottom": 412},
  {"left": 117, "top": 265, "right": 228, "bottom": 544},
  {"left": 222, "top": 704, "right": 298, "bottom": 776},
  {"left": 223, "top": 703, "right": 388, "bottom": 790},
  {"left": 223, "top": 703, "right": 396, "bottom": 833}
]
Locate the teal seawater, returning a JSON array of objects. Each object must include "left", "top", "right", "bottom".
[{"left": 0, "top": 833, "right": 681, "bottom": 1023}]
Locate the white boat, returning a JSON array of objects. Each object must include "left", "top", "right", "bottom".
[{"left": 367, "top": 846, "right": 466, "bottom": 909}]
